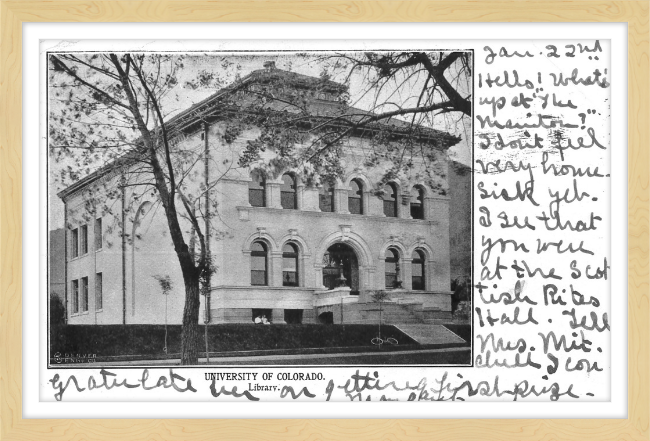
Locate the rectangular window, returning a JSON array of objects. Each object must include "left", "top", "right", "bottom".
[
  {"left": 319, "top": 184, "right": 335, "bottom": 212},
  {"left": 319, "top": 193, "right": 334, "bottom": 212},
  {"left": 282, "top": 257, "right": 298, "bottom": 287},
  {"left": 348, "top": 197, "right": 362, "bottom": 215},
  {"left": 252, "top": 308, "right": 272, "bottom": 323},
  {"left": 383, "top": 200, "right": 397, "bottom": 217},
  {"left": 80, "top": 225, "right": 88, "bottom": 255},
  {"left": 282, "top": 271, "right": 298, "bottom": 286},
  {"left": 282, "top": 272, "right": 298, "bottom": 286},
  {"left": 80, "top": 277, "right": 88, "bottom": 312},
  {"left": 249, "top": 188, "right": 265, "bottom": 207},
  {"left": 281, "top": 191, "right": 296, "bottom": 209},
  {"left": 284, "top": 309, "right": 303, "bottom": 324},
  {"left": 412, "top": 261, "right": 424, "bottom": 290},
  {"left": 81, "top": 277, "right": 89, "bottom": 312},
  {"left": 251, "top": 271, "right": 266, "bottom": 285},
  {"left": 251, "top": 255, "right": 267, "bottom": 286},
  {"left": 94, "top": 218, "right": 103, "bottom": 250},
  {"left": 410, "top": 203, "right": 424, "bottom": 220},
  {"left": 95, "top": 272, "right": 103, "bottom": 310},
  {"left": 71, "top": 228, "right": 79, "bottom": 258},
  {"left": 385, "top": 274, "right": 398, "bottom": 289},
  {"left": 71, "top": 279, "right": 79, "bottom": 314},
  {"left": 385, "top": 261, "right": 397, "bottom": 289}
]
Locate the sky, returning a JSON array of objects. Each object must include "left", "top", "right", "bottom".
[{"left": 48, "top": 52, "right": 472, "bottom": 230}]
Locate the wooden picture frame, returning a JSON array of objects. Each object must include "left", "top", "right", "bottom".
[{"left": 0, "top": 1, "right": 647, "bottom": 439}]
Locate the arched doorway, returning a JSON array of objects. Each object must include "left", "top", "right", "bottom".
[{"left": 322, "top": 243, "right": 359, "bottom": 295}]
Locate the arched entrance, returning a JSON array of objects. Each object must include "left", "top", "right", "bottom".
[
  {"left": 318, "top": 311, "right": 334, "bottom": 324},
  {"left": 322, "top": 243, "right": 359, "bottom": 295}
]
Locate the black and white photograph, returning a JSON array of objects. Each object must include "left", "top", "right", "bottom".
[
  {"left": 48, "top": 48, "right": 473, "bottom": 368},
  {"left": 34, "top": 31, "right": 615, "bottom": 407}
]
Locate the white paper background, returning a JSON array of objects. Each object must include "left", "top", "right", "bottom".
[{"left": 24, "top": 22, "right": 627, "bottom": 418}]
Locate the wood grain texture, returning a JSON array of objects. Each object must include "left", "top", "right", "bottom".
[{"left": 0, "top": 1, "right": 648, "bottom": 440}]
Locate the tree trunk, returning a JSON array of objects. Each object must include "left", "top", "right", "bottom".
[{"left": 180, "top": 270, "right": 201, "bottom": 365}]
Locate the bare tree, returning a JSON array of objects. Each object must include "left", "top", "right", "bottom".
[
  {"left": 49, "top": 53, "right": 229, "bottom": 364},
  {"left": 329, "top": 51, "right": 471, "bottom": 116},
  {"left": 237, "top": 51, "right": 471, "bottom": 194}
]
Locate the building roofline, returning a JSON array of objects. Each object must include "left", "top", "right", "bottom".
[{"left": 57, "top": 66, "right": 462, "bottom": 201}]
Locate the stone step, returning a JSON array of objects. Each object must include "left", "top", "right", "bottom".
[
  {"left": 341, "top": 301, "right": 429, "bottom": 325},
  {"left": 394, "top": 324, "right": 466, "bottom": 345}
]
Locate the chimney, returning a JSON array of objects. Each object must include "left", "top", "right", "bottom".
[{"left": 263, "top": 61, "right": 276, "bottom": 71}]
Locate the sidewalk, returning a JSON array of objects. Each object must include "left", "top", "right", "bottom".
[{"left": 100, "top": 346, "right": 471, "bottom": 366}]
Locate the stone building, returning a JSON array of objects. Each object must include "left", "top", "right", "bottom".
[
  {"left": 448, "top": 160, "right": 472, "bottom": 282},
  {"left": 49, "top": 229, "right": 66, "bottom": 300},
  {"left": 57, "top": 63, "right": 464, "bottom": 326},
  {"left": 448, "top": 160, "right": 473, "bottom": 311}
]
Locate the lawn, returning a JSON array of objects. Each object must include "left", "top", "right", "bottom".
[{"left": 51, "top": 323, "right": 418, "bottom": 359}]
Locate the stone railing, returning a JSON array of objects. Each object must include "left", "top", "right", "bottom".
[{"left": 313, "top": 286, "right": 359, "bottom": 307}]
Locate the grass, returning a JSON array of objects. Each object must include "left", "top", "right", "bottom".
[{"left": 50, "top": 323, "right": 418, "bottom": 358}]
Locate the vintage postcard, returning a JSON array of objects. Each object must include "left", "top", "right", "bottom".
[{"left": 42, "top": 39, "right": 611, "bottom": 403}]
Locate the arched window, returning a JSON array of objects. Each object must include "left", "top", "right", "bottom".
[
  {"left": 412, "top": 250, "right": 425, "bottom": 290},
  {"left": 282, "top": 242, "right": 299, "bottom": 287},
  {"left": 383, "top": 183, "right": 398, "bottom": 217},
  {"left": 250, "top": 241, "right": 268, "bottom": 286},
  {"left": 385, "top": 248, "right": 401, "bottom": 289},
  {"left": 249, "top": 176, "right": 266, "bottom": 207},
  {"left": 319, "top": 182, "right": 335, "bottom": 212},
  {"left": 281, "top": 173, "right": 297, "bottom": 209},
  {"left": 410, "top": 186, "right": 425, "bottom": 219},
  {"left": 348, "top": 179, "right": 364, "bottom": 215}
]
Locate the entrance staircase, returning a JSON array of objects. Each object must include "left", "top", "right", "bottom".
[
  {"left": 315, "top": 289, "right": 453, "bottom": 325},
  {"left": 342, "top": 301, "right": 425, "bottom": 325},
  {"left": 394, "top": 324, "right": 467, "bottom": 345}
]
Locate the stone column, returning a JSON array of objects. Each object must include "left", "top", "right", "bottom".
[
  {"left": 400, "top": 194, "right": 412, "bottom": 219},
  {"left": 335, "top": 189, "right": 350, "bottom": 214},
  {"left": 363, "top": 190, "right": 371, "bottom": 215},
  {"left": 302, "top": 186, "right": 320, "bottom": 211},
  {"left": 266, "top": 182, "right": 282, "bottom": 209},
  {"left": 402, "top": 257, "right": 413, "bottom": 290},
  {"left": 376, "top": 257, "right": 386, "bottom": 290},
  {"left": 367, "top": 266, "right": 377, "bottom": 291},
  {"left": 428, "top": 197, "right": 451, "bottom": 291},
  {"left": 424, "top": 196, "right": 438, "bottom": 221},
  {"left": 296, "top": 183, "right": 305, "bottom": 210},
  {"left": 358, "top": 265, "right": 367, "bottom": 291},
  {"left": 272, "top": 308, "right": 286, "bottom": 324},
  {"left": 270, "top": 251, "right": 283, "bottom": 287},
  {"left": 313, "top": 263, "right": 325, "bottom": 289},
  {"left": 368, "top": 193, "right": 383, "bottom": 217},
  {"left": 302, "top": 308, "right": 315, "bottom": 324}
]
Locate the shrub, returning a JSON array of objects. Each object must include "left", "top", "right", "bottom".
[
  {"left": 452, "top": 301, "right": 471, "bottom": 321},
  {"left": 49, "top": 293, "right": 66, "bottom": 326},
  {"left": 50, "top": 324, "right": 418, "bottom": 358}
]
